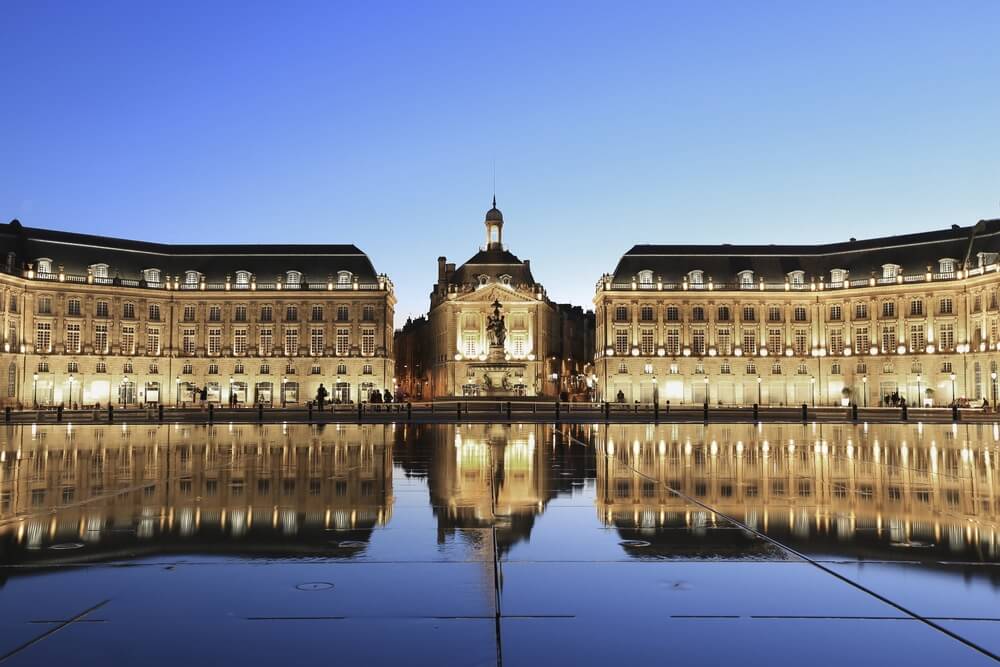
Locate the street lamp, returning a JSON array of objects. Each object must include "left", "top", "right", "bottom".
[
  {"left": 281, "top": 376, "right": 288, "bottom": 408},
  {"left": 756, "top": 375, "right": 762, "bottom": 404},
  {"left": 991, "top": 370, "right": 997, "bottom": 410},
  {"left": 862, "top": 375, "right": 868, "bottom": 407},
  {"left": 950, "top": 372, "right": 956, "bottom": 405},
  {"left": 916, "top": 373, "right": 922, "bottom": 407},
  {"left": 32, "top": 373, "right": 38, "bottom": 408},
  {"left": 229, "top": 376, "right": 235, "bottom": 407},
  {"left": 810, "top": 375, "right": 816, "bottom": 407},
  {"left": 652, "top": 375, "right": 658, "bottom": 406},
  {"left": 121, "top": 375, "right": 129, "bottom": 406},
  {"left": 703, "top": 375, "right": 709, "bottom": 407},
  {"left": 67, "top": 374, "right": 74, "bottom": 408},
  {"left": 175, "top": 376, "right": 181, "bottom": 406}
]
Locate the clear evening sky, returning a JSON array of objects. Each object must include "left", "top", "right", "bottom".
[{"left": 2, "top": 2, "right": 998, "bottom": 325}]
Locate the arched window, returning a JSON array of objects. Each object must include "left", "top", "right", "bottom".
[
  {"left": 235, "top": 270, "right": 251, "bottom": 285},
  {"left": 36, "top": 258, "right": 52, "bottom": 275},
  {"left": 882, "top": 263, "right": 900, "bottom": 279},
  {"left": 829, "top": 269, "right": 846, "bottom": 284},
  {"left": 91, "top": 263, "right": 109, "bottom": 279},
  {"left": 286, "top": 270, "right": 302, "bottom": 285},
  {"left": 337, "top": 271, "right": 352, "bottom": 287},
  {"left": 499, "top": 274, "right": 512, "bottom": 286},
  {"left": 737, "top": 270, "right": 754, "bottom": 288},
  {"left": 938, "top": 258, "right": 956, "bottom": 274},
  {"left": 478, "top": 275, "right": 489, "bottom": 286},
  {"left": 691, "top": 306, "right": 705, "bottom": 322},
  {"left": 143, "top": 268, "right": 161, "bottom": 283},
  {"left": 717, "top": 306, "right": 731, "bottom": 321},
  {"left": 788, "top": 270, "right": 805, "bottom": 285},
  {"left": 638, "top": 270, "right": 653, "bottom": 287},
  {"left": 184, "top": 271, "right": 200, "bottom": 285},
  {"left": 688, "top": 270, "right": 704, "bottom": 286}
]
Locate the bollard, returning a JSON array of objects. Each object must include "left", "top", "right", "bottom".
[
  {"left": 57, "top": 405, "right": 63, "bottom": 422},
  {"left": 665, "top": 400, "right": 670, "bottom": 416},
  {"left": 901, "top": 404, "right": 908, "bottom": 421},
  {"left": 703, "top": 402, "right": 709, "bottom": 421},
  {"left": 801, "top": 403, "right": 807, "bottom": 422},
  {"left": 4, "top": 406, "right": 10, "bottom": 423},
  {"left": 308, "top": 403, "right": 313, "bottom": 421},
  {"left": 952, "top": 404, "right": 959, "bottom": 422},
  {"left": 506, "top": 401, "right": 511, "bottom": 419},
  {"left": 753, "top": 403, "right": 759, "bottom": 421},
  {"left": 108, "top": 404, "right": 114, "bottom": 423},
  {"left": 555, "top": 401, "right": 561, "bottom": 420},
  {"left": 208, "top": 403, "right": 214, "bottom": 423},
  {"left": 158, "top": 403, "right": 164, "bottom": 422},
  {"left": 852, "top": 404, "right": 858, "bottom": 421}
]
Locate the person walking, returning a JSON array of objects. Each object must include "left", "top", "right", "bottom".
[
  {"left": 383, "top": 388, "right": 392, "bottom": 404},
  {"left": 616, "top": 389, "right": 625, "bottom": 403},
  {"left": 316, "top": 384, "right": 328, "bottom": 410},
  {"left": 199, "top": 386, "right": 208, "bottom": 410}
]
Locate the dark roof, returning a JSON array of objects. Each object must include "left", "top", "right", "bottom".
[
  {"left": 612, "top": 219, "right": 1000, "bottom": 283},
  {"left": 450, "top": 247, "right": 536, "bottom": 286},
  {"left": 0, "top": 219, "right": 380, "bottom": 283}
]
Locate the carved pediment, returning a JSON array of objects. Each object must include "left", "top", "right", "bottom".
[{"left": 453, "top": 283, "right": 536, "bottom": 304}]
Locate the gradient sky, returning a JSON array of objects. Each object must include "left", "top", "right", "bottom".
[{"left": 2, "top": 1, "right": 998, "bottom": 324}]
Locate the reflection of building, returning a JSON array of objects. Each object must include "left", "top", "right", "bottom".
[
  {"left": 0, "top": 220, "right": 395, "bottom": 408},
  {"left": 394, "top": 202, "right": 594, "bottom": 399},
  {"left": 0, "top": 424, "right": 393, "bottom": 563},
  {"left": 426, "top": 423, "right": 553, "bottom": 553},
  {"left": 595, "top": 219, "right": 1000, "bottom": 406},
  {"left": 596, "top": 423, "right": 1000, "bottom": 560}
]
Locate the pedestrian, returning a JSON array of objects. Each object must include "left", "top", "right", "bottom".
[
  {"left": 616, "top": 389, "right": 625, "bottom": 403},
  {"left": 316, "top": 383, "right": 328, "bottom": 410},
  {"left": 383, "top": 388, "right": 392, "bottom": 404},
  {"left": 983, "top": 397, "right": 990, "bottom": 414},
  {"left": 199, "top": 386, "right": 208, "bottom": 410}
]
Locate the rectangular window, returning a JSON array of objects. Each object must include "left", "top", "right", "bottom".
[
  {"left": 881, "top": 325, "right": 897, "bottom": 352},
  {"left": 830, "top": 329, "right": 844, "bottom": 355},
  {"left": 882, "top": 301, "right": 895, "bottom": 318},
  {"left": 311, "top": 305, "right": 323, "bottom": 321},
  {"left": 640, "top": 329, "right": 654, "bottom": 355},
  {"left": 284, "top": 328, "right": 299, "bottom": 356},
  {"left": 855, "top": 302, "right": 868, "bottom": 319},
  {"left": 855, "top": 327, "right": 869, "bottom": 353},
  {"left": 910, "top": 299, "right": 924, "bottom": 316},
  {"left": 938, "top": 323, "right": 954, "bottom": 351},
  {"left": 208, "top": 305, "right": 221, "bottom": 321},
  {"left": 35, "top": 322, "right": 51, "bottom": 352},
  {"left": 336, "top": 328, "right": 350, "bottom": 356},
  {"left": 95, "top": 323, "right": 109, "bottom": 353},
  {"left": 68, "top": 298, "right": 81, "bottom": 316},
  {"left": 665, "top": 306, "right": 679, "bottom": 322},
  {"left": 285, "top": 306, "right": 297, "bottom": 322},
  {"left": 939, "top": 298, "right": 953, "bottom": 315},
  {"left": 512, "top": 333, "right": 526, "bottom": 357},
  {"left": 742, "top": 306, "right": 755, "bottom": 322},
  {"left": 640, "top": 305, "right": 654, "bottom": 322},
  {"left": 146, "top": 327, "right": 160, "bottom": 355},
  {"left": 259, "top": 327, "right": 273, "bottom": 355},
  {"left": 310, "top": 328, "right": 324, "bottom": 355},
  {"left": 233, "top": 328, "right": 247, "bottom": 355},
  {"left": 208, "top": 327, "right": 221, "bottom": 355},
  {"left": 768, "top": 306, "right": 781, "bottom": 322},
  {"left": 615, "top": 306, "right": 628, "bottom": 322},
  {"left": 665, "top": 329, "right": 680, "bottom": 356},
  {"left": 793, "top": 306, "right": 807, "bottom": 322},
  {"left": 337, "top": 305, "right": 349, "bottom": 321},
  {"left": 38, "top": 296, "right": 52, "bottom": 314},
  {"left": 463, "top": 332, "right": 477, "bottom": 357},
  {"left": 123, "top": 302, "right": 135, "bottom": 319},
  {"left": 260, "top": 305, "right": 273, "bottom": 322},
  {"left": 692, "top": 329, "right": 705, "bottom": 356},
  {"left": 742, "top": 329, "right": 757, "bottom": 355},
  {"left": 829, "top": 304, "right": 841, "bottom": 321},
  {"left": 909, "top": 324, "right": 925, "bottom": 351},
  {"left": 148, "top": 303, "right": 161, "bottom": 321},
  {"left": 96, "top": 300, "right": 109, "bottom": 318},
  {"left": 794, "top": 329, "right": 808, "bottom": 356},
  {"left": 768, "top": 328, "right": 782, "bottom": 354},
  {"left": 362, "top": 305, "right": 375, "bottom": 321},
  {"left": 121, "top": 325, "right": 136, "bottom": 355},
  {"left": 182, "top": 328, "right": 196, "bottom": 355},
  {"left": 234, "top": 305, "right": 247, "bottom": 322},
  {"left": 717, "top": 329, "right": 731, "bottom": 356},
  {"left": 66, "top": 323, "right": 81, "bottom": 353},
  {"left": 183, "top": 304, "right": 196, "bottom": 321},
  {"left": 361, "top": 327, "right": 375, "bottom": 356},
  {"left": 615, "top": 329, "right": 629, "bottom": 355}
]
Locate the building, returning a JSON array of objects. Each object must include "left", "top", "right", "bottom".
[
  {"left": 595, "top": 219, "right": 1000, "bottom": 407},
  {"left": 395, "top": 200, "right": 594, "bottom": 399},
  {"left": 0, "top": 219, "right": 395, "bottom": 407}
]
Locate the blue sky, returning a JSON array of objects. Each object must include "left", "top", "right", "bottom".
[{"left": 2, "top": 1, "right": 998, "bottom": 323}]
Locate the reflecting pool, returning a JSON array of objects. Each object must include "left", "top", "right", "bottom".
[{"left": 1, "top": 422, "right": 998, "bottom": 664}]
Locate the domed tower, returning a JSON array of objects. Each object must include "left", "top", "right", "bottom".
[{"left": 485, "top": 196, "right": 503, "bottom": 249}]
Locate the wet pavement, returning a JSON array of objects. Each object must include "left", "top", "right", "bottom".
[{"left": 1, "top": 421, "right": 998, "bottom": 665}]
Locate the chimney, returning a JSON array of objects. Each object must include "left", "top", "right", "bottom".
[{"left": 437, "top": 256, "right": 446, "bottom": 283}]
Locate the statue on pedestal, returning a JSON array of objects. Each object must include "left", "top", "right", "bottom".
[{"left": 486, "top": 299, "right": 506, "bottom": 348}]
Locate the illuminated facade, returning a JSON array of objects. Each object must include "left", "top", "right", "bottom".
[
  {"left": 595, "top": 219, "right": 1000, "bottom": 407},
  {"left": 396, "top": 202, "right": 594, "bottom": 399},
  {"left": 0, "top": 219, "right": 395, "bottom": 407}
]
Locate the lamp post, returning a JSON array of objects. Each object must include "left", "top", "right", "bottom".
[
  {"left": 703, "top": 375, "right": 709, "bottom": 407},
  {"left": 121, "top": 375, "right": 129, "bottom": 407},
  {"left": 992, "top": 370, "right": 997, "bottom": 411},
  {"left": 652, "top": 375, "right": 658, "bottom": 406},
  {"left": 175, "top": 376, "right": 181, "bottom": 406},
  {"left": 950, "top": 372, "right": 956, "bottom": 405},
  {"left": 916, "top": 373, "right": 922, "bottom": 407},
  {"left": 229, "top": 376, "right": 234, "bottom": 407},
  {"left": 810, "top": 375, "right": 816, "bottom": 407},
  {"left": 32, "top": 373, "right": 38, "bottom": 408},
  {"left": 281, "top": 376, "right": 288, "bottom": 408},
  {"left": 756, "top": 375, "right": 762, "bottom": 404},
  {"left": 862, "top": 375, "right": 868, "bottom": 407},
  {"left": 67, "top": 374, "right": 74, "bottom": 408}
]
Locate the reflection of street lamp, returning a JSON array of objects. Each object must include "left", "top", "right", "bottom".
[
  {"left": 67, "top": 374, "right": 75, "bottom": 407},
  {"left": 756, "top": 375, "right": 762, "bottom": 404},
  {"left": 281, "top": 376, "right": 288, "bottom": 408},
  {"left": 121, "top": 375, "right": 129, "bottom": 406},
  {"left": 32, "top": 373, "right": 38, "bottom": 408},
  {"left": 862, "top": 375, "right": 868, "bottom": 407},
  {"left": 950, "top": 372, "right": 956, "bottom": 404},
  {"left": 917, "top": 373, "right": 922, "bottom": 406},
  {"left": 810, "top": 375, "right": 816, "bottom": 407}
]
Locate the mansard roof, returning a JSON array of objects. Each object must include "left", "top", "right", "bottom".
[
  {"left": 0, "top": 219, "right": 381, "bottom": 283},
  {"left": 611, "top": 219, "right": 1000, "bottom": 283},
  {"left": 450, "top": 246, "right": 536, "bottom": 286}
]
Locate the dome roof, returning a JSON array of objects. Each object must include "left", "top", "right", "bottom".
[{"left": 485, "top": 196, "right": 503, "bottom": 223}]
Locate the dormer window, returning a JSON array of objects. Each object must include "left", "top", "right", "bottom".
[
  {"left": 184, "top": 270, "right": 200, "bottom": 285},
  {"left": 91, "top": 263, "right": 109, "bottom": 279},
  {"left": 286, "top": 270, "right": 302, "bottom": 285},
  {"left": 337, "top": 271, "right": 352, "bottom": 287},
  {"left": 638, "top": 270, "right": 654, "bottom": 287},
  {"left": 737, "top": 270, "right": 754, "bottom": 288},
  {"left": 939, "top": 258, "right": 957, "bottom": 274},
  {"left": 829, "top": 268, "right": 847, "bottom": 284},
  {"left": 688, "top": 270, "right": 704, "bottom": 286},
  {"left": 882, "top": 264, "right": 900, "bottom": 279},
  {"left": 478, "top": 274, "right": 490, "bottom": 287},
  {"left": 36, "top": 258, "right": 52, "bottom": 275},
  {"left": 235, "top": 270, "right": 251, "bottom": 285},
  {"left": 143, "top": 268, "right": 161, "bottom": 283},
  {"left": 499, "top": 274, "right": 512, "bottom": 286},
  {"left": 788, "top": 270, "right": 805, "bottom": 285}
]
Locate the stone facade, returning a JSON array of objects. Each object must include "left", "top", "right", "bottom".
[{"left": 0, "top": 220, "right": 395, "bottom": 407}]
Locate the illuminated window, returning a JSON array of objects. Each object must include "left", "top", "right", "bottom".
[
  {"left": 184, "top": 270, "right": 199, "bottom": 285},
  {"left": 147, "top": 327, "right": 160, "bottom": 355},
  {"left": 638, "top": 270, "right": 653, "bottom": 287},
  {"left": 717, "top": 305, "right": 731, "bottom": 321},
  {"left": 66, "top": 324, "right": 81, "bottom": 353},
  {"left": 235, "top": 270, "right": 251, "bottom": 285},
  {"left": 311, "top": 328, "right": 324, "bottom": 356},
  {"left": 788, "top": 270, "right": 805, "bottom": 285},
  {"left": 361, "top": 328, "right": 375, "bottom": 356},
  {"left": 91, "top": 263, "right": 109, "bottom": 279},
  {"left": 143, "top": 268, "right": 161, "bottom": 283},
  {"left": 233, "top": 328, "right": 248, "bottom": 355},
  {"left": 121, "top": 325, "right": 136, "bottom": 355},
  {"left": 259, "top": 327, "right": 272, "bottom": 355},
  {"left": 284, "top": 328, "right": 299, "bottom": 356},
  {"left": 882, "top": 264, "right": 900, "bottom": 279},
  {"left": 36, "top": 258, "right": 52, "bottom": 274},
  {"left": 35, "top": 322, "right": 51, "bottom": 352},
  {"left": 286, "top": 270, "right": 302, "bottom": 285},
  {"left": 692, "top": 306, "right": 705, "bottom": 322},
  {"left": 337, "top": 271, "right": 352, "bottom": 287},
  {"left": 737, "top": 270, "right": 754, "bottom": 288}
]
